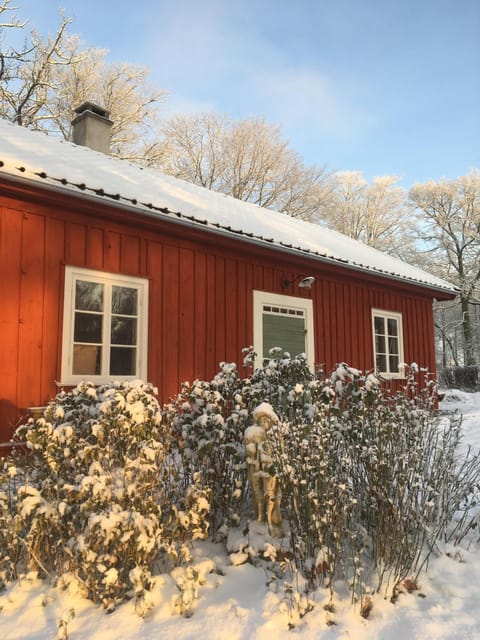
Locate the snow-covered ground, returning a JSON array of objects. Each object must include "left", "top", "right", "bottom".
[{"left": 1, "top": 390, "right": 479, "bottom": 640}]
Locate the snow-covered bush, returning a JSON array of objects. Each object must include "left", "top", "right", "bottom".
[
  {"left": 162, "top": 350, "right": 333, "bottom": 534},
  {"left": 0, "top": 466, "right": 22, "bottom": 589},
  {"left": 7, "top": 380, "right": 209, "bottom": 608},
  {"left": 166, "top": 350, "right": 480, "bottom": 603},
  {"left": 264, "top": 361, "right": 480, "bottom": 602},
  {"left": 2, "top": 352, "right": 478, "bottom": 618},
  {"left": 163, "top": 362, "right": 249, "bottom": 533}
]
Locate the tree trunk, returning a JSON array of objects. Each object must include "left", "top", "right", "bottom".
[{"left": 461, "top": 296, "right": 475, "bottom": 365}]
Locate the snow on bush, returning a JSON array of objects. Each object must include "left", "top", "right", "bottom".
[
  {"left": 3, "top": 380, "right": 209, "bottom": 609},
  {"left": 163, "top": 361, "right": 249, "bottom": 534},
  {"left": 1, "top": 352, "right": 479, "bottom": 620},
  {"left": 166, "top": 349, "right": 480, "bottom": 608},
  {"left": 0, "top": 468, "right": 22, "bottom": 590}
]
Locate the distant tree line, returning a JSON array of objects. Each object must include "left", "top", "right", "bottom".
[{"left": 1, "top": 0, "right": 479, "bottom": 371}]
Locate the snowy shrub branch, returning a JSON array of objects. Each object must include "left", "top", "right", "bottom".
[
  {"left": 1, "top": 353, "right": 479, "bottom": 618},
  {"left": 2, "top": 381, "right": 209, "bottom": 609}
]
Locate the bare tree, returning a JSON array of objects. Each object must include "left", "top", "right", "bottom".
[
  {"left": 0, "top": 5, "right": 167, "bottom": 162},
  {"left": 44, "top": 38, "right": 168, "bottom": 161},
  {"left": 0, "top": 0, "right": 28, "bottom": 81},
  {"left": 157, "top": 112, "right": 331, "bottom": 219},
  {"left": 0, "top": 9, "right": 77, "bottom": 126},
  {"left": 319, "top": 171, "right": 416, "bottom": 260},
  {"left": 410, "top": 170, "right": 480, "bottom": 365}
]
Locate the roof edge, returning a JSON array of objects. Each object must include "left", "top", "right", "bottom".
[{"left": 0, "top": 170, "right": 458, "bottom": 300}]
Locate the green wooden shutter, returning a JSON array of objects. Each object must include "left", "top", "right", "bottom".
[{"left": 262, "top": 307, "right": 306, "bottom": 360}]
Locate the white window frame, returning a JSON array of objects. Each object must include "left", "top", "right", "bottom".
[
  {"left": 372, "top": 309, "right": 405, "bottom": 379},
  {"left": 253, "top": 290, "right": 315, "bottom": 369},
  {"left": 60, "top": 266, "right": 149, "bottom": 385}
]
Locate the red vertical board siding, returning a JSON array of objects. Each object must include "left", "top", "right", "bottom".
[
  {"left": 245, "top": 261, "right": 254, "bottom": 356},
  {"left": 205, "top": 254, "right": 217, "bottom": 378},
  {"left": 253, "top": 264, "right": 265, "bottom": 291},
  {"left": 146, "top": 241, "right": 163, "bottom": 389},
  {"left": 193, "top": 252, "right": 207, "bottom": 379},
  {"left": 236, "top": 261, "right": 248, "bottom": 357},
  {"left": 86, "top": 227, "right": 104, "bottom": 270},
  {"left": 423, "top": 300, "right": 436, "bottom": 373},
  {"left": 40, "top": 217, "right": 65, "bottom": 401},
  {"left": 402, "top": 296, "right": 412, "bottom": 364},
  {"left": 361, "top": 288, "right": 372, "bottom": 370},
  {"left": 263, "top": 266, "right": 275, "bottom": 292},
  {"left": 105, "top": 231, "right": 121, "bottom": 272},
  {"left": 17, "top": 213, "right": 45, "bottom": 411},
  {"left": 348, "top": 286, "right": 357, "bottom": 368},
  {"left": 351, "top": 287, "right": 362, "bottom": 367},
  {"left": 179, "top": 248, "right": 195, "bottom": 384},
  {"left": 313, "top": 281, "right": 322, "bottom": 368},
  {"left": 0, "top": 190, "right": 447, "bottom": 442},
  {"left": 343, "top": 284, "right": 353, "bottom": 365},
  {"left": 0, "top": 207, "right": 23, "bottom": 436},
  {"left": 162, "top": 245, "right": 180, "bottom": 400},
  {"left": 215, "top": 256, "right": 226, "bottom": 368},
  {"left": 67, "top": 223, "right": 86, "bottom": 265},
  {"left": 120, "top": 234, "right": 141, "bottom": 275},
  {"left": 332, "top": 282, "right": 343, "bottom": 365},
  {"left": 421, "top": 301, "right": 432, "bottom": 369},
  {"left": 225, "top": 258, "right": 238, "bottom": 362},
  {"left": 320, "top": 279, "right": 331, "bottom": 370}
]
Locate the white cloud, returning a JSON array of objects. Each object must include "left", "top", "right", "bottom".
[
  {"left": 252, "top": 67, "right": 376, "bottom": 142},
  {"left": 143, "top": 2, "right": 376, "bottom": 152}
]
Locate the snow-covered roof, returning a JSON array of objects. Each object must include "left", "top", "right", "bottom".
[{"left": 0, "top": 118, "right": 456, "bottom": 295}]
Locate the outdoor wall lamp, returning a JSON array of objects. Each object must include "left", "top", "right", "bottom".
[{"left": 281, "top": 275, "right": 316, "bottom": 289}]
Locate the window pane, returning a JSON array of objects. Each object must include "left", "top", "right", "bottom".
[
  {"left": 389, "top": 355, "right": 399, "bottom": 373},
  {"left": 376, "top": 353, "right": 387, "bottom": 372},
  {"left": 375, "top": 334, "right": 386, "bottom": 354},
  {"left": 387, "top": 318, "right": 398, "bottom": 337},
  {"left": 110, "top": 347, "right": 136, "bottom": 375},
  {"left": 388, "top": 336, "right": 399, "bottom": 356},
  {"left": 111, "top": 317, "right": 137, "bottom": 345},
  {"left": 75, "top": 281, "right": 103, "bottom": 311},
  {"left": 374, "top": 316, "right": 385, "bottom": 335},
  {"left": 74, "top": 313, "right": 102, "bottom": 343},
  {"left": 263, "top": 314, "right": 305, "bottom": 359},
  {"left": 73, "top": 344, "right": 101, "bottom": 375},
  {"left": 112, "top": 286, "right": 137, "bottom": 315}
]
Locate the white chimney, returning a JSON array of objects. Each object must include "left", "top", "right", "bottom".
[{"left": 71, "top": 102, "right": 113, "bottom": 154}]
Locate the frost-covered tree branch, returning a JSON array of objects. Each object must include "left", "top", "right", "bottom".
[
  {"left": 410, "top": 170, "right": 480, "bottom": 365},
  {"left": 0, "top": 5, "right": 168, "bottom": 163},
  {"left": 318, "top": 170, "right": 417, "bottom": 260},
  {"left": 156, "top": 112, "right": 331, "bottom": 220}
]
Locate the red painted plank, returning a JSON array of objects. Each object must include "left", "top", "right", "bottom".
[
  {"left": 105, "top": 231, "right": 121, "bottom": 272},
  {"left": 162, "top": 245, "right": 179, "bottom": 399},
  {"left": 236, "top": 261, "right": 248, "bottom": 363},
  {"left": 120, "top": 234, "right": 141, "bottom": 274},
  {"left": 40, "top": 217, "right": 65, "bottom": 401},
  {"left": 0, "top": 206, "right": 23, "bottom": 439},
  {"left": 205, "top": 254, "right": 217, "bottom": 378},
  {"left": 193, "top": 251, "right": 207, "bottom": 379},
  {"left": 215, "top": 256, "right": 226, "bottom": 369},
  {"left": 146, "top": 241, "right": 163, "bottom": 387},
  {"left": 17, "top": 212, "right": 45, "bottom": 412},
  {"left": 179, "top": 248, "right": 195, "bottom": 384},
  {"left": 86, "top": 227, "right": 104, "bottom": 270},
  {"left": 67, "top": 222, "right": 86, "bottom": 265},
  {"left": 225, "top": 258, "right": 238, "bottom": 362}
]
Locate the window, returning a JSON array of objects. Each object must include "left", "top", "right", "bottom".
[
  {"left": 372, "top": 309, "right": 404, "bottom": 377},
  {"left": 61, "top": 267, "right": 148, "bottom": 384},
  {"left": 253, "top": 291, "right": 314, "bottom": 368}
]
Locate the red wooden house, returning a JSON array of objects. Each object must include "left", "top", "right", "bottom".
[{"left": 0, "top": 104, "right": 456, "bottom": 446}]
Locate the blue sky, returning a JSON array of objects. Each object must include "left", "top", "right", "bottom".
[{"left": 11, "top": 0, "right": 480, "bottom": 188}]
